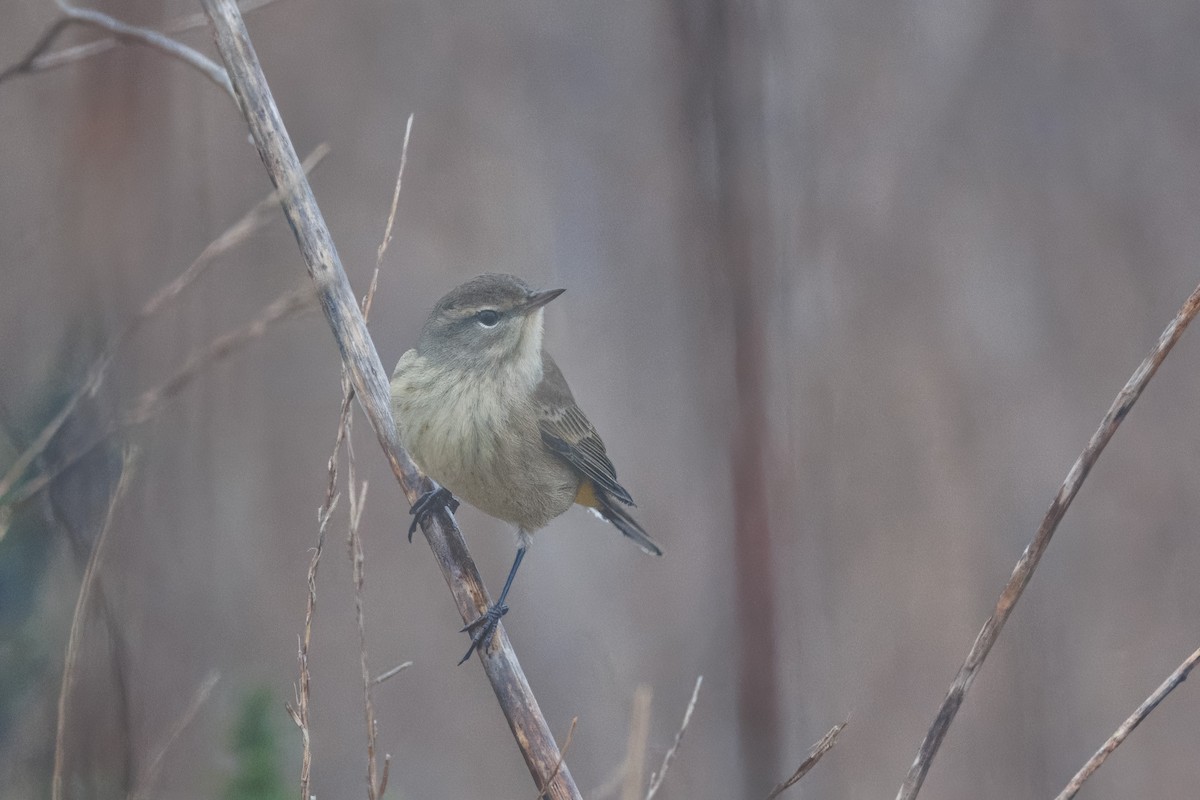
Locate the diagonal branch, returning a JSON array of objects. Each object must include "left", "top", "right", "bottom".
[
  {"left": 0, "top": 0, "right": 277, "bottom": 83},
  {"left": 0, "top": 144, "right": 328, "bottom": 504},
  {"left": 201, "top": 2, "right": 580, "bottom": 797},
  {"left": 765, "top": 722, "right": 845, "bottom": 800},
  {"left": 896, "top": 280, "right": 1200, "bottom": 800},
  {"left": 645, "top": 676, "right": 702, "bottom": 800},
  {"left": 52, "top": 448, "right": 136, "bottom": 800},
  {"left": 3, "top": 285, "right": 315, "bottom": 509},
  {"left": 1054, "top": 646, "right": 1200, "bottom": 800},
  {"left": 129, "top": 669, "right": 221, "bottom": 800},
  {"left": 1, "top": 1, "right": 233, "bottom": 97}
]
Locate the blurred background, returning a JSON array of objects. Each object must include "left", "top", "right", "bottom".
[{"left": 3, "top": 0, "right": 1200, "bottom": 797}]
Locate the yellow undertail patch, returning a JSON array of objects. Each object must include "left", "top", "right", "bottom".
[{"left": 574, "top": 479, "right": 601, "bottom": 509}]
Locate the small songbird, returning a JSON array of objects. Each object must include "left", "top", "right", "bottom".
[{"left": 390, "top": 274, "right": 662, "bottom": 662}]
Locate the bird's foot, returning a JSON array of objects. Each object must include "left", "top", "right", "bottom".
[
  {"left": 457, "top": 602, "right": 509, "bottom": 665},
  {"left": 408, "top": 485, "right": 459, "bottom": 541}
]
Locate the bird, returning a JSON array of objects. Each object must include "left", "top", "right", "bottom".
[{"left": 390, "top": 273, "right": 661, "bottom": 662}]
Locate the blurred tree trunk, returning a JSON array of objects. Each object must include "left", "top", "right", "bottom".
[{"left": 672, "top": 1, "right": 782, "bottom": 795}]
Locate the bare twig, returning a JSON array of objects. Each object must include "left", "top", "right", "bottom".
[
  {"left": 536, "top": 717, "right": 579, "bottom": 800},
  {"left": 120, "top": 272, "right": 312, "bottom": 429},
  {"left": 286, "top": 494, "right": 336, "bottom": 800},
  {"left": 377, "top": 755, "right": 392, "bottom": 799},
  {"left": 334, "top": 120, "right": 417, "bottom": 799},
  {"left": 765, "top": 722, "right": 846, "bottom": 800},
  {"left": 372, "top": 661, "right": 413, "bottom": 686},
  {"left": 1, "top": 1, "right": 233, "bottom": 96},
  {"left": 369, "top": 113, "right": 415, "bottom": 318},
  {"left": 5, "top": 285, "right": 316, "bottom": 508},
  {"left": 203, "top": 2, "right": 580, "bottom": 796},
  {"left": 0, "top": 18, "right": 70, "bottom": 87},
  {"left": 168, "top": 0, "right": 279, "bottom": 35},
  {"left": 1, "top": 0, "right": 278, "bottom": 81},
  {"left": 1054, "top": 646, "right": 1200, "bottom": 800},
  {"left": 52, "top": 449, "right": 135, "bottom": 800},
  {"left": 346, "top": 439, "right": 383, "bottom": 800},
  {"left": 897, "top": 280, "right": 1200, "bottom": 800},
  {"left": 285, "top": 361, "right": 356, "bottom": 800},
  {"left": 129, "top": 669, "right": 221, "bottom": 800},
  {"left": 645, "top": 675, "right": 703, "bottom": 800},
  {"left": 0, "top": 145, "right": 329, "bottom": 505},
  {"left": 36, "top": 480, "right": 138, "bottom": 789}
]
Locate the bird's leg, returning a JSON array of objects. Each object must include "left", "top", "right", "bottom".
[
  {"left": 459, "top": 544, "right": 526, "bottom": 664},
  {"left": 407, "top": 483, "right": 460, "bottom": 541}
]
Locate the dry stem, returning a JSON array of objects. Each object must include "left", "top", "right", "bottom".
[
  {"left": 371, "top": 113, "right": 415, "bottom": 312},
  {"left": 0, "top": 145, "right": 329, "bottom": 506},
  {"left": 1, "top": 0, "right": 277, "bottom": 82},
  {"left": 336, "top": 117, "right": 416, "bottom": 800},
  {"left": 346, "top": 439, "right": 385, "bottom": 800},
  {"left": 129, "top": 669, "right": 221, "bottom": 800},
  {"left": 284, "top": 362, "right": 356, "bottom": 800},
  {"left": 536, "top": 717, "right": 579, "bottom": 800},
  {"left": 1054, "top": 646, "right": 1200, "bottom": 800},
  {"left": 764, "top": 722, "right": 845, "bottom": 800},
  {"left": 897, "top": 280, "right": 1200, "bottom": 799},
  {"left": 645, "top": 675, "right": 703, "bottom": 800},
  {"left": 0, "top": 1, "right": 232, "bottom": 96},
  {"left": 372, "top": 661, "right": 412, "bottom": 686},
  {"left": 51, "top": 448, "right": 135, "bottom": 800},
  {"left": 6, "top": 285, "right": 315, "bottom": 508},
  {"left": 286, "top": 495, "right": 335, "bottom": 800},
  {"left": 202, "top": 1, "right": 579, "bottom": 795}
]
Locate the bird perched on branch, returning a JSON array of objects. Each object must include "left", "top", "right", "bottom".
[{"left": 391, "top": 273, "right": 662, "bottom": 663}]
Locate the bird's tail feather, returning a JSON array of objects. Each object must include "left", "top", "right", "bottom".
[{"left": 595, "top": 491, "right": 663, "bottom": 556}]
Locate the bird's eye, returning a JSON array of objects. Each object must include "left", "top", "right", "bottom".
[{"left": 475, "top": 309, "right": 501, "bottom": 327}]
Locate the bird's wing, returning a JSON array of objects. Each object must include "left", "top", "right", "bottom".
[{"left": 535, "top": 352, "right": 635, "bottom": 506}]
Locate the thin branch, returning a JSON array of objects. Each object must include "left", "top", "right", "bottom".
[
  {"left": 536, "top": 717, "right": 579, "bottom": 800},
  {"left": 37, "top": 480, "right": 138, "bottom": 790},
  {"left": 368, "top": 113, "right": 415, "bottom": 318},
  {"left": 896, "top": 280, "right": 1200, "bottom": 800},
  {"left": 1, "top": 1, "right": 233, "bottom": 97},
  {"left": 52, "top": 449, "right": 136, "bottom": 800},
  {"left": 372, "top": 661, "right": 413, "bottom": 686},
  {"left": 336, "top": 122, "right": 417, "bottom": 799},
  {"left": 1054, "top": 646, "right": 1200, "bottom": 800},
  {"left": 167, "top": 0, "right": 280, "bottom": 36},
  {"left": 0, "top": 0, "right": 278, "bottom": 82},
  {"left": 764, "top": 722, "right": 846, "bottom": 800},
  {"left": 645, "top": 675, "right": 703, "bottom": 800},
  {"left": 5, "top": 285, "right": 316, "bottom": 508},
  {"left": 286, "top": 493, "right": 336, "bottom": 800},
  {"left": 285, "top": 359, "right": 360, "bottom": 800},
  {"left": 202, "top": 2, "right": 580, "bottom": 796},
  {"left": 377, "top": 756, "right": 392, "bottom": 799},
  {"left": 129, "top": 669, "right": 221, "bottom": 800},
  {"left": 286, "top": 302, "right": 358, "bottom": 799},
  {"left": 0, "top": 18, "right": 70, "bottom": 86},
  {"left": 0, "top": 144, "right": 329, "bottom": 504},
  {"left": 346, "top": 449, "right": 382, "bottom": 800}
]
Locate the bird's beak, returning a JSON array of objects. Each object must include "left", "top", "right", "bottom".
[{"left": 520, "top": 288, "right": 565, "bottom": 312}]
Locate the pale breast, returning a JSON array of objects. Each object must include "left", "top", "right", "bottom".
[{"left": 391, "top": 351, "right": 579, "bottom": 530}]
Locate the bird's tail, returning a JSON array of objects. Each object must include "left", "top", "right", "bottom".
[{"left": 593, "top": 489, "right": 663, "bottom": 556}]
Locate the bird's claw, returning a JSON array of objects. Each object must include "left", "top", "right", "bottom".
[
  {"left": 408, "top": 485, "right": 459, "bottom": 541},
  {"left": 457, "top": 602, "right": 509, "bottom": 665}
]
